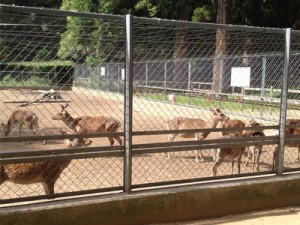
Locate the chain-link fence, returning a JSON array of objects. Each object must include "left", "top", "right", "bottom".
[{"left": 0, "top": 5, "right": 299, "bottom": 204}]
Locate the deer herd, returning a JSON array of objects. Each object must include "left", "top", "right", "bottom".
[{"left": 0, "top": 104, "right": 299, "bottom": 195}]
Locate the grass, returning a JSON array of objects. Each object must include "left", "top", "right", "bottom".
[{"left": 138, "top": 92, "right": 281, "bottom": 113}]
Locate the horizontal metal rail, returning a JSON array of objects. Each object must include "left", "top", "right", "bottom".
[
  {"left": 133, "top": 16, "right": 285, "bottom": 34},
  {"left": 0, "top": 4, "right": 125, "bottom": 21},
  {"left": 0, "top": 132, "right": 125, "bottom": 143}
]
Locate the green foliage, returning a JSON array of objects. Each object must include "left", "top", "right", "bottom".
[
  {"left": 1, "top": 75, "right": 48, "bottom": 87},
  {"left": 34, "top": 49, "right": 52, "bottom": 61},
  {"left": 2, "top": 75, "right": 19, "bottom": 86},
  {"left": 192, "top": 4, "right": 216, "bottom": 22}
]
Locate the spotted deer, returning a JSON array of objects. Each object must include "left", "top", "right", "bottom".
[
  {"left": 52, "top": 103, "right": 122, "bottom": 146},
  {"left": 1, "top": 110, "right": 46, "bottom": 145},
  {"left": 166, "top": 108, "right": 229, "bottom": 163},
  {"left": 0, "top": 130, "right": 92, "bottom": 195}
]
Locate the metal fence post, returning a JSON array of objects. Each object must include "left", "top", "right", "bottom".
[
  {"left": 124, "top": 14, "right": 133, "bottom": 192},
  {"left": 188, "top": 61, "right": 191, "bottom": 105},
  {"left": 218, "top": 59, "right": 223, "bottom": 108},
  {"left": 277, "top": 28, "right": 291, "bottom": 175},
  {"left": 260, "top": 57, "right": 266, "bottom": 118}
]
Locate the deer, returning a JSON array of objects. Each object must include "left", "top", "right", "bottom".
[
  {"left": 52, "top": 103, "right": 122, "bottom": 146},
  {"left": 212, "top": 118, "right": 246, "bottom": 161},
  {"left": 272, "top": 119, "right": 300, "bottom": 170},
  {"left": 244, "top": 119, "right": 265, "bottom": 172},
  {"left": 0, "top": 130, "right": 92, "bottom": 195},
  {"left": 165, "top": 108, "right": 230, "bottom": 163},
  {"left": 1, "top": 110, "right": 46, "bottom": 145},
  {"left": 211, "top": 125, "right": 263, "bottom": 177}
]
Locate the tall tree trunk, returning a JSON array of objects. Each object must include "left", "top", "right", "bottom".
[
  {"left": 173, "top": 7, "right": 190, "bottom": 89},
  {"left": 213, "top": 0, "right": 231, "bottom": 95},
  {"left": 242, "top": 0, "right": 259, "bottom": 66}
]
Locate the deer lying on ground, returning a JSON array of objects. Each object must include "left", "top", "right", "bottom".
[
  {"left": 1, "top": 110, "right": 46, "bottom": 145},
  {"left": 244, "top": 119, "right": 265, "bottom": 172},
  {"left": 212, "top": 118, "right": 245, "bottom": 161},
  {"left": 52, "top": 103, "right": 122, "bottom": 146},
  {"left": 166, "top": 108, "right": 229, "bottom": 163},
  {"left": 0, "top": 130, "right": 92, "bottom": 195},
  {"left": 272, "top": 119, "right": 300, "bottom": 170},
  {"left": 211, "top": 125, "right": 264, "bottom": 177}
]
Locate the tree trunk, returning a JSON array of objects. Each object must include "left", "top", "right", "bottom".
[
  {"left": 242, "top": 0, "right": 259, "bottom": 66},
  {"left": 213, "top": 0, "right": 231, "bottom": 95},
  {"left": 173, "top": 7, "right": 190, "bottom": 89}
]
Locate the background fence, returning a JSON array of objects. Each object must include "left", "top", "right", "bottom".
[{"left": 0, "top": 5, "right": 299, "bottom": 204}]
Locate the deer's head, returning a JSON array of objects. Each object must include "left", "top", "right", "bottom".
[
  {"left": 52, "top": 103, "right": 70, "bottom": 120},
  {"left": 210, "top": 108, "right": 229, "bottom": 123}
]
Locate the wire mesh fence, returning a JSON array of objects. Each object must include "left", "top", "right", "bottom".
[{"left": 0, "top": 5, "right": 299, "bottom": 204}]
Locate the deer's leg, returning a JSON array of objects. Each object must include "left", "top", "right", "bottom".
[
  {"left": 195, "top": 136, "right": 205, "bottom": 163},
  {"left": 297, "top": 147, "right": 300, "bottom": 160},
  {"left": 166, "top": 134, "right": 176, "bottom": 159},
  {"left": 114, "top": 136, "right": 123, "bottom": 145},
  {"left": 211, "top": 149, "right": 218, "bottom": 162},
  {"left": 42, "top": 179, "right": 55, "bottom": 197},
  {"left": 245, "top": 146, "right": 252, "bottom": 167},
  {"left": 108, "top": 137, "right": 115, "bottom": 146},
  {"left": 237, "top": 154, "right": 242, "bottom": 175},
  {"left": 256, "top": 146, "right": 263, "bottom": 171},
  {"left": 35, "top": 124, "right": 46, "bottom": 145},
  {"left": 211, "top": 157, "right": 223, "bottom": 176},
  {"left": 231, "top": 159, "right": 235, "bottom": 175}
]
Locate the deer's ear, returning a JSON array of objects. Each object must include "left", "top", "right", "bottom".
[
  {"left": 210, "top": 108, "right": 215, "bottom": 113},
  {"left": 216, "top": 108, "right": 222, "bottom": 113}
]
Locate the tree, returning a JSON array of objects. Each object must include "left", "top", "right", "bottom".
[{"left": 212, "top": 0, "right": 231, "bottom": 95}]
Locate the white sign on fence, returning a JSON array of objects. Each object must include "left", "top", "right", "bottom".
[
  {"left": 230, "top": 67, "right": 251, "bottom": 87},
  {"left": 101, "top": 67, "right": 106, "bottom": 76},
  {"left": 121, "top": 69, "right": 125, "bottom": 80}
]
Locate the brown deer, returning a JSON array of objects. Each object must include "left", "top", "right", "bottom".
[
  {"left": 52, "top": 103, "right": 122, "bottom": 146},
  {"left": 272, "top": 119, "right": 300, "bottom": 170},
  {"left": 211, "top": 133, "right": 245, "bottom": 176},
  {"left": 166, "top": 108, "right": 229, "bottom": 163},
  {"left": 1, "top": 110, "right": 46, "bottom": 145},
  {"left": 212, "top": 119, "right": 267, "bottom": 176},
  {"left": 212, "top": 118, "right": 246, "bottom": 161},
  {"left": 0, "top": 130, "right": 92, "bottom": 195},
  {"left": 244, "top": 119, "right": 265, "bottom": 172}
]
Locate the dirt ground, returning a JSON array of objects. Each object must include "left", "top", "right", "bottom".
[
  {"left": 0, "top": 88, "right": 300, "bottom": 200},
  {"left": 152, "top": 206, "right": 300, "bottom": 225}
]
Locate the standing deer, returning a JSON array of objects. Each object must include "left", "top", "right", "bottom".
[
  {"left": 0, "top": 130, "right": 92, "bottom": 195},
  {"left": 272, "top": 119, "right": 300, "bottom": 170},
  {"left": 211, "top": 133, "right": 245, "bottom": 176},
  {"left": 166, "top": 108, "right": 229, "bottom": 162},
  {"left": 212, "top": 118, "right": 245, "bottom": 161},
  {"left": 52, "top": 103, "right": 122, "bottom": 146},
  {"left": 211, "top": 126, "right": 263, "bottom": 177},
  {"left": 1, "top": 110, "right": 46, "bottom": 145},
  {"left": 244, "top": 119, "right": 265, "bottom": 172}
]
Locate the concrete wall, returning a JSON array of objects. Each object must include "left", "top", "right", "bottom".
[{"left": 1, "top": 174, "right": 300, "bottom": 225}]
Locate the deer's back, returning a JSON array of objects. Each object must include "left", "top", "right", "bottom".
[
  {"left": 10, "top": 110, "right": 38, "bottom": 125},
  {"left": 221, "top": 119, "right": 245, "bottom": 136},
  {"left": 1, "top": 161, "right": 70, "bottom": 184},
  {"left": 167, "top": 117, "right": 206, "bottom": 129},
  {"left": 76, "top": 116, "right": 121, "bottom": 133}
]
